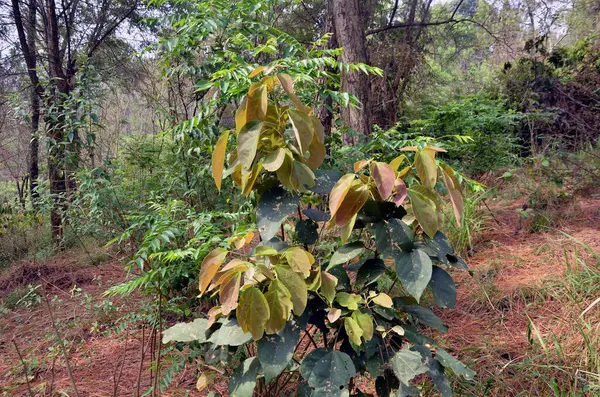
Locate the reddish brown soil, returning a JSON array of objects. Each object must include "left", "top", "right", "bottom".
[
  {"left": 1, "top": 189, "right": 598, "bottom": 396},
  {"left": 438, "top": 189, "right": 600, "bottom": 395}
]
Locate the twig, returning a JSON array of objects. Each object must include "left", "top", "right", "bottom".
[
  {"left": 135, "top": 324, "right": 146, "bottom": 397},
  {"left": 43, "top": 292, "right": 80, "bottom": 397},
  {"left": 304, "top": 328, "right": 319, "bottom": 349},
  {"left": 12, "top": 339, "right": 34, "bottom": 397}
]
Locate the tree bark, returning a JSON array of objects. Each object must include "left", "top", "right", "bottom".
[
  {"left": 331, "top": 0, "right": 371, "bottom": 144},
  {"left": 11, "top": 0, "right": 41, "bottom": 207}
]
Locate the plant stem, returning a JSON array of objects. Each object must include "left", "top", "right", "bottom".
[
  {"left": 12, "top": 339, "right": 34, "bottom": 397},
  {"left": 43, "top": 293, "right": 80, "bottom": 397}
]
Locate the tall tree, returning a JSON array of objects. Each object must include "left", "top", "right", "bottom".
[
  {"left": 331, "top": 0, "right": 372, "bottom": 144},
  {"left": 8, "top": 0, "right": 139, "bottom": 244}
]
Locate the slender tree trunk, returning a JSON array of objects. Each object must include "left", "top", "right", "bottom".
[
  {"left": 318, "top": 0, "right": 338, "bottom": 138},
  {"left": 29, "top": 90, "right": 40, "bottom": 204},
  {"left": 331, "top": 0, "right": 371, "bottom": 144}
]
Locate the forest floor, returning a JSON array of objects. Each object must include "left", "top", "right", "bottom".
[{"left": 0, "top": 185, "right": 599, "bottom": 396}]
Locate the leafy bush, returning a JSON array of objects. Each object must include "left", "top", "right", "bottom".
[
  {"left": 408, "top": 93, "right": 522, "bottom": 174},
  {"left": 160, "top": 71, "right": 474, "bottom": 396}
]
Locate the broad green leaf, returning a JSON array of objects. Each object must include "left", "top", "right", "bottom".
[
  {"left": 428, "top": 359, "right": 453, "bottom": 397},
  {"left": 328, "top": 242, "right": 365, "bottom": 270},
  {"left": 329, "top": 174, "right": 355, "bottom": 219},
  {"left": 263, "top": 148, "right": 287, "bottom": 172},
  {"left": 408, "top": 188, "right": 439, "bottom": 237},
  {"left": 312, "top": 170, "right": 343, "bottom": 194},
  {"left": 257, "top": 186, "right": 298, "bottom": 241},
  {"left": 355, "top": 259, "right": 386, "bottom": 289},
  {"left": 257, "top": 321, "right": 300, "bottom": 382},
  {"left": 336, "top": 292, "right": 362, "bottom": 310},
  {"left": 296, "top": 219, "right": 318, "bottom": 245},
  {"left": 400, "top": 304, "right": 448, "bottom": 332},
  {"left": 291, "top": 160, "right": 316, "bottom": 191},
  {"left": 264, "top": 280, "right": 293, "bottom": 334},
  {"left": 199, "top": 248, "right": 228, "bottom": 296},
  {"left": 441, "top": 164, "right": 464, "bottom": 225},
  {"left": 285, "top": 247, "right": 312, "bottom": 278},
  {"left": 253, "top": 245, "right": 279, "bottom": 257},
  {"left": 415, "top": 149, "right": 438, "bottom": 189},
  {"left": 237, "top": 121, "right": 262, "bottom": 170},
  {"left": 220, "top": 271, "right": 242, "bottom": 315},
  {"left": 392, "top": 347, "right": 429, "bottom": 386},
  {"left": 162, "top": 318, "right": 209, "bottom": 344},
  {"left": 275, "top": 266, "right": 308, "bottom": 315},
  {"left": 335, "top": 183, "right": 369, "bottom": 227},
  {"left": 387, "top": 218, "right": 415, "bottom": 252},
  {"left": 212, "top": 131, "right": 229, "bottom": 191},
  {"left": 237, "top": 287, "right": 270, "bottom": 340},
  {"left": 229, "top": 357, "right": 260, "bottom": 397},
  {"left": 246, "top": 82, "right": 267, "bottom": 122},
  {"left": 372, "top": 162, "right": 395, "bottom": 200},
  {"left": 429, "top": 266, "right": 457, "bottom": 309},
  {"left": 372, "top": 293, "right": 393, "bottom": 308},
  {"left": 289, "top": 109, "right": 314, "bottom": 155},
  {"left": 320, "top": 271, "right": 338, "bottom": 305},
  {"left": 352, "top": 311, "right": 374, "bottom": 342},
  {"left": 208, "top": 318, "right": 252, "bottom": 346},
  {"left": 436, "top": 348, "right": 475, "bottom": 380},
  {"left": 345, "top": 317, "right": 363, "bottom": 346},
  {"left": 301, "top": 349, "right": 356, "bottom": 393},
  {"left": 393, "top": 249, "right": 433, "bottom": 301}
]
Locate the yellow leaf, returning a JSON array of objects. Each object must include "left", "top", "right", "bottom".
[
  {"left": 235, "top": 98, "right": 247, "bottom": 133},
  {"left": 424, "top": 145, "right": 447, "bottom": 153},
  {"left": 220, "top": 271, "right": 242, "bottom": 315},
  {"left": 329, "top": 174, "right": 356, "bottom": 220},
  {"left": 345, "top": 317, "right": 363, "bottom": 347},
  {"left": 263, "top": 148, "right": 287, "bottom": 172},
  {"left": 415, "top": 149, "right": 438, "bottom": 189},
  {"left": 372, "top": 292, "right": 393, "bottom": 308},
  {"left": 277, "top": 74, "right": 311, "bottom": 114},
  {"left": 311, "top": 116, "right": 325, "bottom": 144},
  {"left": 276, "top": 150, "right": 294, "bottom": 190},
  {"left": 241, "top": 161, "right": 263, "bottom": 197},
  {"left": 389, "top": 155, "right": 406, "bottom": 171},
  {"left": 352, "top": 311, "right": 374, "bottom": 342},
  {"left": 305, "top": 134, "right": 326, "bottom": 170},
  {"left": 199, "top": 248, "right": 228, "bottom": 296},
  {"left": 289, "top": 109, "right": 314, "bottom": 155},
  {"left": 212, "top": 131, "right": 230, "bottom": 191},
  {"left": 196, "top": 371, "right": 217, "bottom": 392},
  {"left": 354, "top": 159, "right": 372, "bottom": 173},
  {"left": 441, "top": 164, "right": 464, "bottom": 225},
  {"left": 237, "top": 287, "right": 270, "bottom": 340},
  {"left": 274, "top": 266, "right": 308, "bottom": 315},
  {"left": 284, "top": 247, "right": 312, "bottom": 278},
  {"left": 340, "top": 213, "right": 357, "bottom": 243},
  {"left": 335, "top": 183, "right": 369, "bottom": 227},
  {"left": 320, "top": 271, "right": 338, "bottom": 305},
  {"left": 207, "top": 306, "right": 222, "bottom": 328},
  {"left": 264, "top": 279, "right": 293, "bottom": 334},
  {"left": 249, "top": 66, "right": 265, "bottom": 78},
  {"left": 237, "top": 121, "right": 262, "bottom": 171},
  {"left": 246, "top": 82, "right": 268, "bottom": 122},
  {"left": 327, "top": 308, "right": 341, "bottom": 323},
  {"left": 408, "top": 187, "right": 439, "bottom": 237},
  {"left": 400, "top": 146, "right": 418, "bottom": 152}
]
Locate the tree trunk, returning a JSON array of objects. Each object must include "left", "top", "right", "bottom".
[
  {"left": 29, "top": 89, "right": 40, "bottom": 204},
  {"left": 331, "top": 0, "right": 371, "bottom": 144},
  {"left": 46, "top": 0, "right": 69, "bottom": 247}
]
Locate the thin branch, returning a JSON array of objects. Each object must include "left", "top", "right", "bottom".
[
  {"left": 12, "top": 339, "right": 34, "bottom": 397},
  {"left": 387, "top": 0, "right": 400, "bottom": 27}
]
